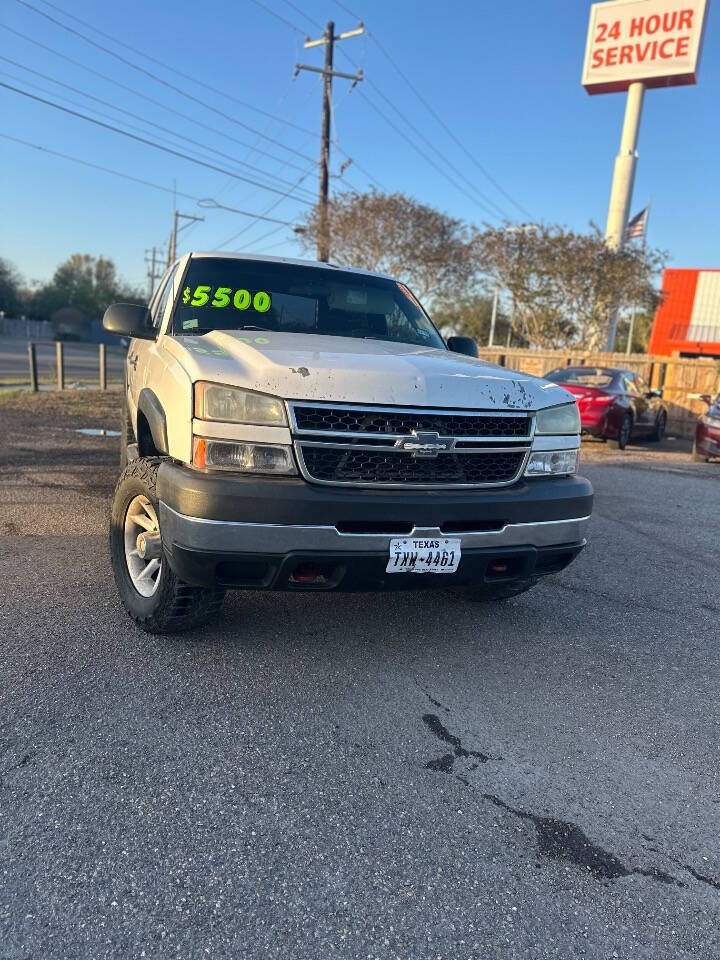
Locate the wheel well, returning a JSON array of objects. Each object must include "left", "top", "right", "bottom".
[{"left": 136, "top": 411, "right": 160, "bottom": 457}]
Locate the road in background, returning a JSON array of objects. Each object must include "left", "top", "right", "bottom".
[
  {"left": 0, "top": 338, "right": 126, "bottom": 384},
  {"left": 1, "top": 399, "right": 718, "bottom": 960}
]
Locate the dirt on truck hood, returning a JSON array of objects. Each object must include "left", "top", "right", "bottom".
[{"left": 167, "top": 330, "right": 570, "bottom": 410}]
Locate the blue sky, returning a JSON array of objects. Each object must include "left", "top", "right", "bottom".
[{"left": 1, "top": 0, "right": 717, "bottom": 289}]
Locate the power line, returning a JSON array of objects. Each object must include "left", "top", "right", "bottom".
[
  {"left": 0, "top": 24, "right": 317, "bottom": 174},
  {"left": 361, "top": 76, "right": 509, "bottom": 219},
  {"left": 13, "top": 0, "right": 320, "bottom": 165},
  {"left": 31, "top": 0, "right": 318, "bottom": 138},
  {"left": 279, "top": 0, "right": 323, "bottom": 31},
  {"left": 0, "top": 55, "right": 317, "bottom": 199},
  {"left": 0, "top": 81, "right": 315, "bottom": 204},
  {"left": 332, "top": 0, "right": 362, "bottom": 20},
  {"left": 355, "top": 89, "right": 501, "bottom": 220},
  {"left": 215, "top": 167, "right": 316, "bottom": 249},
  {"left": 242, "top": 0, "right": 385, "bottom": 191},
  {"left": 0, "top": 132, "right": 198, "bottom": 200},
  {"left": 247, "top": 0, "right": 306, "bottom": 34},
  {"left": 0, "top": 131, "right": 302, "bottom": 232},
  {"left": 368, "top": 31, "right": 534, "bottom": 219}
]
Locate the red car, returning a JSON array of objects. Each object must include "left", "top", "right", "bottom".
[
  {"left": 545, "top": 366, "right": 667, "bottom": 450},
  {"left": 693, "top": 393, "right": 720, "bottom": 461}
]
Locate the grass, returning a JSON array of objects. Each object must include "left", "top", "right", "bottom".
[{"left": 0, "top": 388, "right": 123, "bottom": 426}]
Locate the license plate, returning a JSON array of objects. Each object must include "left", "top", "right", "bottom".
[{"left": 386, "top": 537, "right": 461, "bottom": 574}]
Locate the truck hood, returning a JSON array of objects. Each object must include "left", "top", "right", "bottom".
[{"left": 164, "top": 331, "right": 570, "bottom": 410}]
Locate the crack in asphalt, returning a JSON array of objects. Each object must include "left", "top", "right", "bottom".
[
  {"left": 419, "top": 692, "right": 718, "bottom": 892},
  {"left": 0, "top": 752, "right": 35, "bottom": 787},
  {"left": 422, "top": 714, "right": 497, "bottom": 773},
  {"left": 482, "top": 793, "right": 684, "bottom": 886}
]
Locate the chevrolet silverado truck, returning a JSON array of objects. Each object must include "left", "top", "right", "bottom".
[{"left": 103, "top": 252, "right": 592, "bottom": 633}]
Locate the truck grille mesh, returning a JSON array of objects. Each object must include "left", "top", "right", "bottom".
[
  {"left": 299, "top": 447, "right": 525, "bottom": 486},
  {"left": 293, "top": 406, "right": 530, "bottom": 438}
]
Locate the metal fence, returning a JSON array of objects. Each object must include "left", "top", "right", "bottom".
[
  {"left": 18, "top": 341, "right": 126, "bottom": 391},
  {"left": 0, "top": 316, "right": 53, "bottom": 340}
]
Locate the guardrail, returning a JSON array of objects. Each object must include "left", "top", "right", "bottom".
[{"left": 22, "top": 341, "right": 119, "bottom": 392}]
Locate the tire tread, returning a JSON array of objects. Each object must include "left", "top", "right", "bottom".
[{"left": 110, "top": 458, "right": 225, "bottom": 634}]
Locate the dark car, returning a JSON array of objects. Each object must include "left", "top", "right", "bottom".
[
  {"left": 545, "top": 366, "right": 667, "bottom": 450},
  {"left": 693, "top": 393, "right": 720, "bottom": 461}
]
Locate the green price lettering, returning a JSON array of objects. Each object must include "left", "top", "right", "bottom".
[
  {"left": 190, "top": 285, "right": 211, "bottom": 307},
  {"left": 253, "top": 291, "right": 271, "bottom": 313},
  {"left": 211, "top": 286, "right": 232, "bottom": 308},
  {"left": 184, "top": 283, "right": 272, "bottom": 312},
  {"left": 233, "top": 288, "right": 251, "bottom": 310}
]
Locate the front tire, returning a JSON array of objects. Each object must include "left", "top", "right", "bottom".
[
  {"left": 692, "top": 438, "right": 708, "bottom": 463},
  {"left": 110, "top": 457, "right": 225, "bottom": 634},
  {"left": 608, "top": 413, "right": 632, "bottom": 450},
  {"left": 648, "top": 411, "right": 666, "bottom": 443},
  {"left": 457, "top": 578, "right": 539, "bottom": 602}
]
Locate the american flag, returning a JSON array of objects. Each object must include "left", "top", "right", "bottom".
[{"left": 626, "top": 207, "right": 649, "bottom": 240}]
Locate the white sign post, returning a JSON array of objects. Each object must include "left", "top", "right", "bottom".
[{"left": 582, "top": 0, "right": 709, "bottom": 350}]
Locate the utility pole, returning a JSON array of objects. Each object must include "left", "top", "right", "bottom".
[
  {"left": 488, "top": 284, "right": 499, "bottom": 347},
  {"left": 295, "top": 21, "right": 364, "bottom": 262},
  {"left": 604, "top": 81, "right": 644, "bottom": 352},
  {"left": 167, "top": 210, "right": 204, "bottom": 266},
  {"left": 144, "top": 246, "right": 164, "bottom": 299}
]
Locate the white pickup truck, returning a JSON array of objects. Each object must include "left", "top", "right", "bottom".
[{"left": 103, "top": 252, "right": 592, "bottom": 633}]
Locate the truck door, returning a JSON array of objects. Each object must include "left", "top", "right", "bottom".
[{"left": 127, "top": 263, "right": 179, "bottom": 423}]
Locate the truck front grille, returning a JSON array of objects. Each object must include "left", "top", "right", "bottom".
[
  {"left": 292, "top": 405, "right": 531, "bottom": 438},
  {"left": 299, "top": 447, "right": 526, "bottom": 486},
  {"left": 289, "top": 402, "right": 533, "bottom": 488}
]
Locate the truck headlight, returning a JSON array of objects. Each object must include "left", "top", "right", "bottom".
[
  {"left": 195, "top": 382, "right": 287, "bottom": 426},
  {"left": 535, "top": 403, "right": 580, "bottom": 435},
  {"left": 193, "top": 438, "right": 297, "bottom": 475},
  {"left": 525, "top": 449, "right": 578, "bottom": 476}
]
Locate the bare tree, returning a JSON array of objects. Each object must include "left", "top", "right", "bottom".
[
  {"left": 475, "top": 224, "right": 664, "bottom": 349},
  {"left": 297, "top": 189, "right": 482, "bottom": 303}
]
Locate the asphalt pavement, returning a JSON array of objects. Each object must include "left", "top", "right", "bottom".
[{"left": 1, "top": 403, "right": 719, "bottom": 959}]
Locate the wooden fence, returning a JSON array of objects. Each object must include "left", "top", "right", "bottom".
[{"left": 474, "top": 348, "right": 720, "bottom": 439}]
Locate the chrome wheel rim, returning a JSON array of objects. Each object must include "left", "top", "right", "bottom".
[{"left": 124, "top": 495, "right": 162, "bottom": 597}]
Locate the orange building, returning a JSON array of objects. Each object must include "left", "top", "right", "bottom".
[{"left": 649, "top": 268, "right": 720, "bottom": 357}]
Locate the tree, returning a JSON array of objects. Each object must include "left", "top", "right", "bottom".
[
  {"left": 475, "top": 224, "right": 663, "bottom": 349},
  {"left": 430, "top": 292, "right": 516, "bottom": 346},
  {"left": 27, "top": 254, "right": 143, "bottom": 322},
  {"left": 0, "top": 258, "right": 23, "bottom": 316},
  {"left": 297, "top": 189, "right": 482, "bottom": 303}
]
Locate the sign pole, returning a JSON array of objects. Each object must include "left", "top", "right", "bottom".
[{"left": 604, "top": 80, "right": 645, "bottom": 351}]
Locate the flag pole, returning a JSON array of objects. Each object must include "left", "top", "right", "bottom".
[{"left": 626, "top": 199, "right": 650, "bottom": 355}]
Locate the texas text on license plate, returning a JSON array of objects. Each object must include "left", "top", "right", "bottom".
[{"left": 386, "top": 537, "right": 461, "bottom": 574}]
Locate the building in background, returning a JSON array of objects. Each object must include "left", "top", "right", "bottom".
[{"left": 649, "top": 268, "right": 720, "bottom": 358}]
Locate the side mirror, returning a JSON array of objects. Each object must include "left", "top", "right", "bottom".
[
  {"left": 103, "top": 303, "right": 155, "bottom": 340},
  {"left": 700, "top": 393, "right": 712, "bottom": 405},
  {"left": 447, "top": 336, "right": 479, "bottom": 358},
  {"left": 646, "top": 388, "right": 663, "bottom": 399}
]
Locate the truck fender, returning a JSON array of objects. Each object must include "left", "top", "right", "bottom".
[{"left": 137, "top": 388, "right": 169, "bottom": 456}]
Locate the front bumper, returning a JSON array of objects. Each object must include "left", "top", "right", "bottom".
[
  {"left": 696, "top": 424, "right": 720, "bottom": 457},
  {"left": 157, "top": 463, "right": 593, "bottom": 591}
]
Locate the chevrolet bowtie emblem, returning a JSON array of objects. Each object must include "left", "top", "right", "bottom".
[{"left": 394, "top": 430, "right": 456, "bottom": 458}]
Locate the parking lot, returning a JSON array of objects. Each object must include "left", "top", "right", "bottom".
[{"left": 1, "top": 391, "right": 718, "bottom": 959}]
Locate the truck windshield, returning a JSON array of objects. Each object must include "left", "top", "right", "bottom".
[{"left": 172, "top": 258, "right": 445, "bottom": 349}]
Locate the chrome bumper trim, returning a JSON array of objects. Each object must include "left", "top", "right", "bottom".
[{"left": 159, "top": 502, "right": 590, "bottom": 555}]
